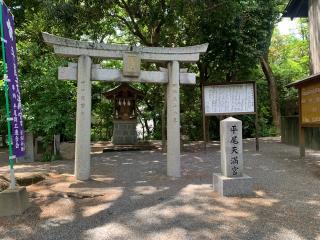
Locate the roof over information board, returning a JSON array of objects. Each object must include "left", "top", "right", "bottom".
[
  {"left": 282, "top": 0, "right": 308, "bottom": 18},
  {"left": 287, "top": 73, "right": 320, "bottom": 88}
]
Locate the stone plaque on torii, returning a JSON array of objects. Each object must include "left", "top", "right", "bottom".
[{"left": 42, "top": 32, "right": 208, "bottom": 181}]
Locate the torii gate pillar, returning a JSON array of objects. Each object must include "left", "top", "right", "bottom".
[
  {"left": 75, "top": 55, "right": 92, "bottom": 180},
  {"left": 167, "top": 61, "right": 180, "bottom": 177}
]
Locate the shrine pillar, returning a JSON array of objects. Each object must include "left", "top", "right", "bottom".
[
  {"left": 75, "top": 55, "right": 92, "bottom": 180},
  {"left": 167, "top": 61, "right": 181, "bottom": 177}
]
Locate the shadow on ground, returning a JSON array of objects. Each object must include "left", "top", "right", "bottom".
[{"left": 0, "top": 138, "right": 319, "bottom": 240}]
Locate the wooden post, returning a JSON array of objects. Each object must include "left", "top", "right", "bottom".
[
  {"left": 298, "top": 88, "right": 305, "bottom": 157},
  {"left": 254, "top": 83, "right": 259, "bottom": 151},
  {"left": 202, "top": 85, "right": 206, "bottom": 150},
  {"left": 255, "top": 115, "right": 259, "bottom": 152}
]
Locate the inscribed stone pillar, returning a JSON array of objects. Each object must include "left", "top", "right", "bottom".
[
  {"left": 75, "top": 55, "right": 92, "bottom": 180},
  {"left": 213, "top": 117, "right": 253, "bottom": 197},
  {"left": 220, "top": 117, "right": 243, "bottom": 177},
  {"left": 309, "top": 0, "right": 320, "bottom": 74},
  {"left": 167, "top": 61, "right": 181, "bottom": 177}
]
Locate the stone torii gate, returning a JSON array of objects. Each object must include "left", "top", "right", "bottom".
[{"left": 43, "top": 33, "right": 208, "bottom": 181}]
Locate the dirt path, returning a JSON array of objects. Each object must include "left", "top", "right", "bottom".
[{"left": 0, "top": 138, "right": 319, "bottom": 240}]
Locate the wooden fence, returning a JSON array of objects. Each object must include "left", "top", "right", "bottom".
[{"left": 281, "top": 116, "right": 320, "bottom": 150}]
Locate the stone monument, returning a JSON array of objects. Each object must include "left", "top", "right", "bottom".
[
  {"left": 104, "top": 83, "right": 143, "bottom": 145},
  {"left": 213, "top": 117, "right": 254, "bottom": 196}
]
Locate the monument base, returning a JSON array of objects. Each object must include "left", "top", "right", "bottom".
[
  {"left": 213, "top": 173, "right": 254, "bottom": 197},
  {"left": 0, "top": 187, "right": 30, "bottom": 217}
]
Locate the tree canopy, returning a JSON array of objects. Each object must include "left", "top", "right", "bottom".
[{"left": 0, "top": 0, "right": 310, "bottom": 154}]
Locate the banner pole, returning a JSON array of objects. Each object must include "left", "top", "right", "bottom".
[{"left": 0, "top": 0, "right": 15, "bottom": 189}]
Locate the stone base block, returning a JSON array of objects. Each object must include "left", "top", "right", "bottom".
[
  {"left": 213, "top": 173, "right": 254, "bottom": 197},
  {"left": 0, "top": 187, "right": 30, "bottom": 217},
  {"left": 113, "top": 120, "right": 137, "bottom": 145}
]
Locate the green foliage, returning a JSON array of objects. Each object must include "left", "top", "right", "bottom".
[
  {"left": 269, "top": 21, "right": 309, "bottom": 114},
  {"left": 245, "top": 19, "right": 309, "bottom": 136},
  {"left": 91, "top": 82, "right": 114, "bottom": 141},
  {"left": 184, "top": 0, "right": 285, "bottom": 81},
  {"left": 19, "top": 51, "right": 77, "bottom": 143},
  {"left": 0, "top": 0, "right": 303, "bottom": 149},
  {"left": 180, "top": 85, "right": 202, "bottom": 140}
]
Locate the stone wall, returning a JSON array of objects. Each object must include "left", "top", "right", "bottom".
[{"left": 112, "top": 120, "right": 137, "bottom": 145}]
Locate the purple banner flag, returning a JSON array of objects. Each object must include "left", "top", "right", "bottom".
[{"left": 2, "top": 3, "right": 25, "bottom": 157}]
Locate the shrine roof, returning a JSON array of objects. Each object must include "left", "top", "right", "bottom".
[
  {"left": 287, "top": 72, "right": 320, "bottom": 88},
  {"left": 282, "top": 0, "right": 308, "bottom": 19},
  {"left": 104, "top": 83, "right": 144, "bottom": 99}
]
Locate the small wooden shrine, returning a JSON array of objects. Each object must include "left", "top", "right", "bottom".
[{"left": 104, "top": 83, "right": 143, "bottom": 145}]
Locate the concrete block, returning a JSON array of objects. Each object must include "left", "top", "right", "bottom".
[
  {"left": 0, "top": 187, "right": 30, "bottom": 217},
  {"left": 213, "top": 173, "right": 254, "bottom": 197}
]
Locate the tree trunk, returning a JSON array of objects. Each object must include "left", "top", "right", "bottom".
[
  {"left": 226, "top": 72, "right": 237, "bottom": 82},
  {"left": 198, "top": 62, "right": 209, "bottom": 142},
  {"left": 260, "top": 55, "right": 281, "bottom": 133},
  {"left": 144, "top": 118, "right": 150, "bottom": 136}
]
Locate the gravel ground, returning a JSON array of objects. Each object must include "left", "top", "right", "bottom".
[{"left": 0, "top": 137, "right": 319, "bottom": 240}]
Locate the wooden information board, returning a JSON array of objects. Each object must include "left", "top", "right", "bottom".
[
  {"left": 301, "top": 81, "right": 320, "bottom": 126},
  {"left": 204, "top": 83, "right": 256, "bottom": 115},
  {"left": 202, "top": 82, "right": 259, "bottom": 151}
]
